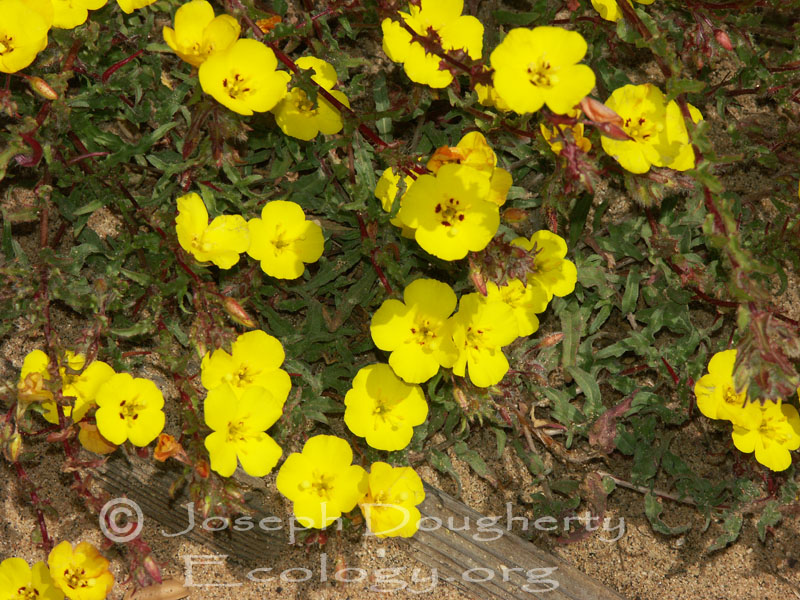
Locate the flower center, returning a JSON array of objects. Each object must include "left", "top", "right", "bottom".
[
  {"left": 299, "top": 472, "right": 336, "bottom": 500},
  {"left": 759, "top": 411, "right": 791, "bottom": 445},
  {"left": 464, "top": 326, "right": 487, "bottom": 351},
  {"left": 230, "top": 365, "right": 254, "bottom": 387},
  {"left": 117, "top": 396, "right": 142, "bottom": 422},
  {"left": 15, "top": 585, "right": 38, "bottom": 600},
  {"left": 62, "top": 566, "right": 91, "bottom": 590},
  {"left": 293, "top": 90, "right": 317, "bottom": 114},
  {"left": 722, "top": 387, "right": 744, "bottom": 407},
  {"left": 409, "top": 317, "right": 438, "bottom": 347},
  {"left": 623, "top": 115, "right": 661, "bottom": 142},
  {"left": 0, "top": 36, "right": 14, "bottom": 55},
  {"left": 372, "top": 396, "right": 402, "bottom": 430},
  {"left": 434, "top": 198, "right": 465, "bottom": 228},
  {"left": 527, "top": 59, "right": 554, "bottom": 88},
  {"left": 222, "top": 73, "right": 251, "bottom": 99},
  {"left": 226, "top": 419, "right": 246, "bottom": 442},
  {"left": 190, "top": 235, "right": 213, "bottom": 253}
]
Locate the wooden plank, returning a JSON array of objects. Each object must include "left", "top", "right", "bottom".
[{"left": 95, "top": 456, "right": 627, "bottom": 600}]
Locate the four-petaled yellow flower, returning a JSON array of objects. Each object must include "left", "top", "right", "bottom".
[
  {"left": 116, "top": 0, "right": 156, "bottom": 14},
  {"left": 694, "top": 349, "right": 749, "bottom": 424},
  {"left": 398, "top": 163, "right": 499, "bottom": 261},
  {"left": 0, "top": 557, "right": 63, "bottom": 600},
  {"left": 0, "top": 0, "right": 51, "bottom": 74},
  {"left": 344, "top": 363, "right": 428, "bottom": 451},
  {"left": 490, "top": 26, "right": 596, "bottom": 115},
  {"left": 246, "top": 200, "right": 324, "bottom": 279},
  {"left": 199, "top": 38, "right": 290, "bottom": 115},
  {"left": 276, "top": 435, "right": 368, "bottom": 529},
  {"left": 374, "top": 167, "right": 417, "bottom": 238},
  {"left": 450, "top": 292, "right": 519, "bottom": 387},
  {"left": 591, "top": 0, "right": 655, "bottom": 22},
  {"left": 95, "top": 373, "right": 165, "bottom": 447},
  {"left": 370, "top": 278, "right": 458, "bottom": 383},
  {"left": 485, "top": 279, "right": 548, "bottom": 338},
  {"left": 359, "top": 462, "right": 425, "bottom": 538},
  {"left": 175, "top": 192, "right": 250, "bottom": 269},
  {"left": 511, "top": 231, "right": 577, "bottom": 301},
  {"left": 47, "top": 541, "right": 114, "bottom": 600},
  {"left": 52, "top": 0, "right": 107, "bottom": 29},
  {"left": 601, "top": 83, "right": 702, "bottom": 174},
  {"left": 163, "top": 0, "right": 240, "bottom": 67},
  {"left": 381, "top": 0, "right": 484, "bottom": 88},
  {"left": 201, "top": 329, "right": 292, "bottom": 407},
  {"left": 204, "top": 383, "right": 283, "bottom": 477},
  {"left": 731, "top": 398, "right": 800, "bottom": 472},
  {"left": 272, "top": 56, "right": 350, "bottom": 141}
]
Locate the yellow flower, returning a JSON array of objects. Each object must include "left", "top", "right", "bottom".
[
  {"left": 490, "top": 27, "right": 595, "bottom": 115},
  {"left": 511, "top": 230, "right": 577, "bottom": 301},
  {"left": 732, "top": 399, "right": 800, "bottom": 472},
  {"left": 344, "top": 363, "right": 428, "bottom": 451},
  {"left": 540, "top": 109, "right": 592, "bottom": 155},
  {"left": 381, "top": 0, "right": 483, "bottom": 88},
  {"left": 116, "top": 0, "right": 155, "bottom": 13},
  {"left": 204, "top": 383, "right": 283, "bottom": 477},
  {"left": 374, "top": 167, "right": 416, "bottom": 237},
  {"left": 359, "top": 462, "right": 425, "bottom": 538},
  {"left": 397, "top": 163, "right": 499, "bottom": 261},
  {"left": 276, "top": 435, "right": 368, "bottom": 529},
  {"left": 95, "top": 373, "right": 165, "bottom": 447},
  {"left": 198, "top": 38, "right": 290, "bottom": 115},
  {"left": 43, "top": 357, "right": 115, "bottom": 424},
  {"left": 47, "top": 542, "right": 114, "bottom": 600},
  {"left": 450, "top": 292, "right": 518, "bottom": 387},
  {"left": 591, "top": 0, "right": 655, "bottom": 22},
  {"left": 200, "top": 329, "right": 291, "bottom": 407},
  {"left": 601, "top": 83, "right": 702, "bottom": 174},
  {"left": 485, "top": 278, "right": 548, "bottom": 338},
  {"left": 163, "top": 0, "right": 240, "bottom": 67},
  {"left": 370, "top": 278, "right": 458, "bottom": 383},
  {"left": 694, "top": 349, "right": 749, "bottom": 423},
  {"left": 425, "top": 132, "right": 512, "bottom": 207},
  {"left": 0, "top": 0, "right": 50, "bottom": 74},
  {"left": 246, "top": 200, "right": 324, "bottom": 279},
  {"left": 0, "top": 558, "right": 63, "bottom": 600},
  {"left": 474, "top": 66, "right": 511, "bottom": 112},
  {"left": 52, "top": 0, "right": 106, "bottom": 29},
  {"left": 175, "top": 192, "right": 250, "bottom": 269},
  {"left": 17, "top": 349, "right": 53, "bottom": 403},
  {"left": 272, "top": 56, "right": 350, "bottom": 140}
]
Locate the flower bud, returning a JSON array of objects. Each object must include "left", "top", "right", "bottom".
[
  {"left": 580, "top": 96, "right": 623, "bottom": 126},
  {"left": 8, "top": 432, "right": 22, "bottom": 462},
  {"left": 27, "top": 76, "right": 58, "bottom": 101},
  {"left": 596, "top": 121, "right": 633, "bottom": 141},
  {"left": 222, "top": 297, "right": 258, "bottom": 329},
  {"left": 502, "top": 207, "right": 528, "bottom": 223},
  {"left": 714, "top": 29, "right": 733, "bottom": 51}
]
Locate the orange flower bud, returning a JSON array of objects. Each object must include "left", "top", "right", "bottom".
[
  {"left": 502, "top": 207, "right": 528, "bottom": 223},
  {"left": 256, "top": 15, "right": 282, "bottom": 33},
  {"left": 222, "top": 296, "right": 258, "bottom": 329},
  {"left": 714, "top": 29, "right": 733, "bottom": 51},
  {"left": 153, "top": 433, "right": 183, "bottom": 462},
  {"left": 580, "top": 96, "right": 623, "bottom": 126},
  {"left": 26, "top": 76, "right": 58, "bottom": 100}
]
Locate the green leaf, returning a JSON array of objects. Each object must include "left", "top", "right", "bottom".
[
  {"left": 644, "top": 493, "right": 691, "bottom": 535},
  {"left": 567, "top": 365, "right": 603, "bottom": 420},
  {"left": 707, "top": 513, "right": 743, "bottom": 552}
]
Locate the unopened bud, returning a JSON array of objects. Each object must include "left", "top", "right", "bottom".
[
  {"left": 195, "top": 459, "right": 210, "bottom": 479},
  {"left": 533, "top": 332, "right": 565, "bottom": 350},
  {"left": 468, "top": 256, "right": 486, "bottom": 296},
  {"left": 222, "top": 297, "right": 258, "bottom": 329},
  {"left": 256, "top": 15, "right": 281, "bottom": 33},
  {"left": 8, "top": 432, "right": 22, "bottom": 462},
  {"left": 714, "top": 29, "right": 733, "bottom": 51},
  {"left": 596, "top": 121, "right": 633, "bottom": 141},
  {"left": 142, "top": 555, "right": 163, "bottom": 584},
  {"left": 580, "top": 96, "right": 623, "bottom": 126},
  {"left": 502, "top": 207, "right": 528, "bottom": 223},
  {"left": 27, "top": 76, "right": 58, "bottom": 100}
]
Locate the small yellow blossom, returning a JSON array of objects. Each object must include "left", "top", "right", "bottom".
[
  {"left": 601, "top": 83, "right": 702, "bottom": 174},
  {"left": 77, "top": 422, "right": 118, "bottom": 455},
  {"left": 0, "top": 0, "right": 50, "bottom": 74},
  {"left": 450, "top": 292, "right": 519, "bottom": 387},
  {"left": 490, "top": 26, "right": 596, "bottom": 115},
  {"left": 732, "top": 399, "right": 800, "bottom": 472},
  {"left": 246, "top": 200, "right": 324, "bottom": 279},
  {"left": 276, "top": 435, "right": 368, "bottom": 529},
  {"left": 485, "top": 279, "right": 548, "bottom": 338},
  {"left": 204, "top": 383, "right": 283, "bottom": 477},
  {"left": 163, "top": 0, "right": 240, "bottom": 67},
  {"left": 43, "top": 357, "right": 115, "bottom": 424},
  {"left": 398, "top": 163, "right": 499, "bottom": 261},
  {"left": 48, "top": 542, "right": 114, "bottom": 600},
  {"left": 694, "top": 349, "right": 749, "bottom": 424},
  {"left": 591, "top": 0, "right": 655, "bottom": 22},
  {"left": 0, "top": 558, "right": 63, "bottom": 600},
  {"left": 52, "top": 0, "right": 107, "bottom": 29},
  {"left": 540, "top": 110, "right": 592, "bottom": 155},
  {"left": 370, "top": 278, "right": 458, "bottom": 383},
  {"left": 511, "top": 230, "right": 577, "bottom": 301},
  {"left": 344, "top": 363, "right": 428, "bottom": 451},
  {"left": 175, "top": 192, "right": 250, "bottom": 269},
  {"left": 272, "top": 56, "right": 350, "bottom": 141},
  {"left": 199, "top": 38, "right": 290, "bottom": 115},
  {"left": 116, "top": 0, "right": 156, "bottom": 13},
  {"left": 95, "top": 373, "right": 165, "bottom": 447},
  {"left": 381, "top": 0, "right": 483, "bottom": 88},
  {"left": 359, "top": 462, "right": 425, "bottom": 538},
  {"left": 200, "top": 329, "right": 291, "bottom": 407},
  {"left": 374, "top": 167, "right": 417, "bottom": 237},
  {"left": 474, "top": 66, "right": 511, "bottom": 112},
  {"left": 17, "top": 349, "right": 53, "bottom": 404}
]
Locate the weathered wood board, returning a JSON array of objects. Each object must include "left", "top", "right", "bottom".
[{"left": 95, "top": 456, "right": 627, "bottom": 600}]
